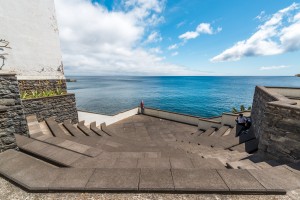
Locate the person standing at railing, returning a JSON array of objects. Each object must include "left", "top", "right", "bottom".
[{"left": 140, "top": 100, "right": 145, "bottom": 114}]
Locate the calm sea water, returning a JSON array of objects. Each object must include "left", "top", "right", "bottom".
[{"left": 66, "top": 76, "right": 299, "bottom": 118}]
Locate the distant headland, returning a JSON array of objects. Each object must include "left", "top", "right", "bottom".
[{"left": 296, "top": 74, "right": 300, "bottom": 77}]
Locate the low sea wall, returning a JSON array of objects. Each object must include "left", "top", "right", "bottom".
[
  {"left": 251, "top": 86, "right": 300, "bottom": 162},
  {"left": 142, "top": 107, "right": 199, "bottom": 126},
  {"left": 22, "top": 94, "right": 78, "bottom": 123},
  {"left": 78, "top": 107, "right": 139, "bottom": 126}
]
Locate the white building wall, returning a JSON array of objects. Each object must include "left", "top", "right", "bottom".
[{"left": 0, "top": 0, "right": 64, "bottom": 80}]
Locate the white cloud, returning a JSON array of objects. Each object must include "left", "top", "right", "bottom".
[
  {"left": 171, "top": 52, "right": 179, "bottom": 56},
  {"left": 211, "top": 3, "right": 300, "bottom": 62},
  {"left": 179, "top": 31, "right": 199, "bottom": 40},
  {"left": 179, "top": 22, "right": 220, "bottom": 41},
  {"left": 259, "top": 65, "right": 289, "bottom": 70},
  {"left": 176, "top": 21, "right": 186, "bottom": 28},
  {"left": 196, "top": 23, "right": 213, "bottom": 34},
  {"left": 149, "top": 47, "right": 162, "bottom": 54},
  {"left": 255, "top": 11, "right": 266, "bottom": 21},
  {"left": 145, "top": 31, "right": 162, "bottom": 43},
  {"left": 55, "top": 0, "right": 206, "bottom": 75},
  {"left": 168, "top": 44, "right": 179, "bottom": 50}
]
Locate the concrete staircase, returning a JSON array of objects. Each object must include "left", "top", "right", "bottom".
[{"left": 0, "top": 114, "right": 299, "bottom": 194}]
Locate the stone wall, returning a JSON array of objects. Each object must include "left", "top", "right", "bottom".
[
  {"left": 0, "top": 73, "right": 29, "bottom": 152},
  {"left": 0, "top": 106, "right": 17, "bottom": 152},
  {"left": 260, "top": 102, "right": 300, "bottom": 162},
  {"left": 22, "top": 94, "right": 78, "bottom": 123},
  {"left": 250, "top": 86, "right": 277, "bottom": 138},
  {"left": 0, "top": 73, "right": 29, "bottom": 135},
  {"left": 18, "top": 79, "right": 67, "bottom": 93},
  {"left": 251, "top": 86, "right": 300, "bottom": 162}
]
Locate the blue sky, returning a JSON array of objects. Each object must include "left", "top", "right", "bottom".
[{"left": 55, "top": 0, "right": 300, "bottom": 76}]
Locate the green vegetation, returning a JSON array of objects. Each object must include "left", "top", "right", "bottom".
[
  {"left": 232, "top": 105, "right": 252, "bottom": 113},
  {"left": 21, "top": 89, "right": 66, "bottom": 100}
]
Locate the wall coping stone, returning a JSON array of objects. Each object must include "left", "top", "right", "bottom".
[
  {"left": 144, "top": 107, "right": 202, "bottom": 118},
  {"left": 265, "top": 86, "right": 300, "bottom": 90},
  {"left": 0, "top": 72, "right": 17, "bottom": 76},
  {"left": 257, "top": 86, "right": 298, "bottom": 109}
]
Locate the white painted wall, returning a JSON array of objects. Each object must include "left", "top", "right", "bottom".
[
  {"left": 0, "top": 0, "right": 64, "bottom": 80},
  {"left": 78, "top": 108, "right": 139, "bottom": 126}
]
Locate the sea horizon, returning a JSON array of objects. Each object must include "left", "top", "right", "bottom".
[{"left": 66, "top": 76, "right": 299, "bottom": 118}]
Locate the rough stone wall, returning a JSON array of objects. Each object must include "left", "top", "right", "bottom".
[
  {"left": 259, "top": 103, "right": 300, "bottom": 162},
  {"left": 0, "top": 74, "right": 29, "bottom": 135},
  {"left": 22, "top": 94, "right": 78, "bottom": 123},
  {"left": 0, "top": 106, "right": 17, "bottom": 152},
  {"left": 250, "top": 86, "right": 277, "bottom": 138},
  {"left": 18, "top": 79, "right": 67, "bottom": 93},
  {"left": 251, "top": 86, "right": 300, "bottom": 162}
]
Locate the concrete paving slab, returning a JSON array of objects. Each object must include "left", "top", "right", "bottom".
[
  {"left": 48, "top": 149, "right": 84, "bottom": 166},
  {"left": 217, "top": 169, "right": 266, "bottom": 192},
  {"left": 85, "top": 168, "right": 140, "bottom": 191},
  {"left": 0, "top": 150, "right": 22, "bottom": 166},
  {"left": 15, "top": 134, "right": 33, "bottom": 147},
  {"left": 172, "top": 169, "right": 229, "bottom": 192},
  {"left": 22, "top": 140, "right": 49, "bottom": 152},
  {"left": 248, "top": 169, "right": 287, "bottom": 192},
  {"left": 170, "top": 158, "right": 194, "bottom": 169},
  {"left": 0, "top": 152, "right": 58, "bottom": 191},
  {"left": 137, "top": 158, "right": 171, "bottom": 169},
  {"left": 112, "top": 157, "right": 138, "bottom": 168},
  {"left": 120, "top": 152, "right": 144, "bottom": 159},
  {"left": 139, "top": 168, "right": 174, "bottom": 191},
  {"left": 12, "top": 163, "right": 59, "bottom": 191},
  {"left": 191, "top": 158, "right": 226, "bottom": 169},
  {"left": 49, "top": 168, "right": 95, "bottom": 190},
  {"left": 35, "top": 134, "right": 53, "bottom": 141}
]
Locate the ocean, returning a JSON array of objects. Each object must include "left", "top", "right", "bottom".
[{"left": 66, "top": 76, "right": 299, "bottom": 118}]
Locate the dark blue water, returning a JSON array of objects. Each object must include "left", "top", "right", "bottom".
[{"left": 66, "top": 76, "right": 299, "bottom": 117}]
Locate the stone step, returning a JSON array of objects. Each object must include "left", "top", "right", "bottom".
[
  {"left": 90, "top": 121, "right": 110, "bottom": 137},
  {"left": 0, "top": 150, "right": 286, "bottom": 194},
  {"left": 26, "top": 115, "right": 44, "bottom": 137},
  {"left": 30, "top": 134, "right": 102, "bottom": 157},
  {"left": 63, "top": 120, "right": 86, "bottom": 137},
  {"left": 211, "top": 126, "right": 231, "bottom": 137},
  {"left": 199, "top": 127, "right": 216, "bottom": 137},
  {"left": 227, "top": 159, "right": 261, "bottom": 169},
  {"left": 15, "top": 135, "right": 91, "bottom": 166},
  {"left": 45, "top": 117, "right": 69, "bottom": 138},
  {"left": 77, "top": 121, "right": 98, "bottom": 136},
  {"left": 100, "top": 123, "right": 113, "bottom": 136},
  {"left": 229, "top": 138, "right": 259, "bottom": 153}
]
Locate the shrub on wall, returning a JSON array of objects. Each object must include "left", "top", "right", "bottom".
[{"left": 21, "top": 88, "right": 66, "bottom": 99}]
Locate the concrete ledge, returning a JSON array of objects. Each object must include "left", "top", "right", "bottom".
[{"left": 0, "top": 72, "right": 17, "bottom": 76}]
